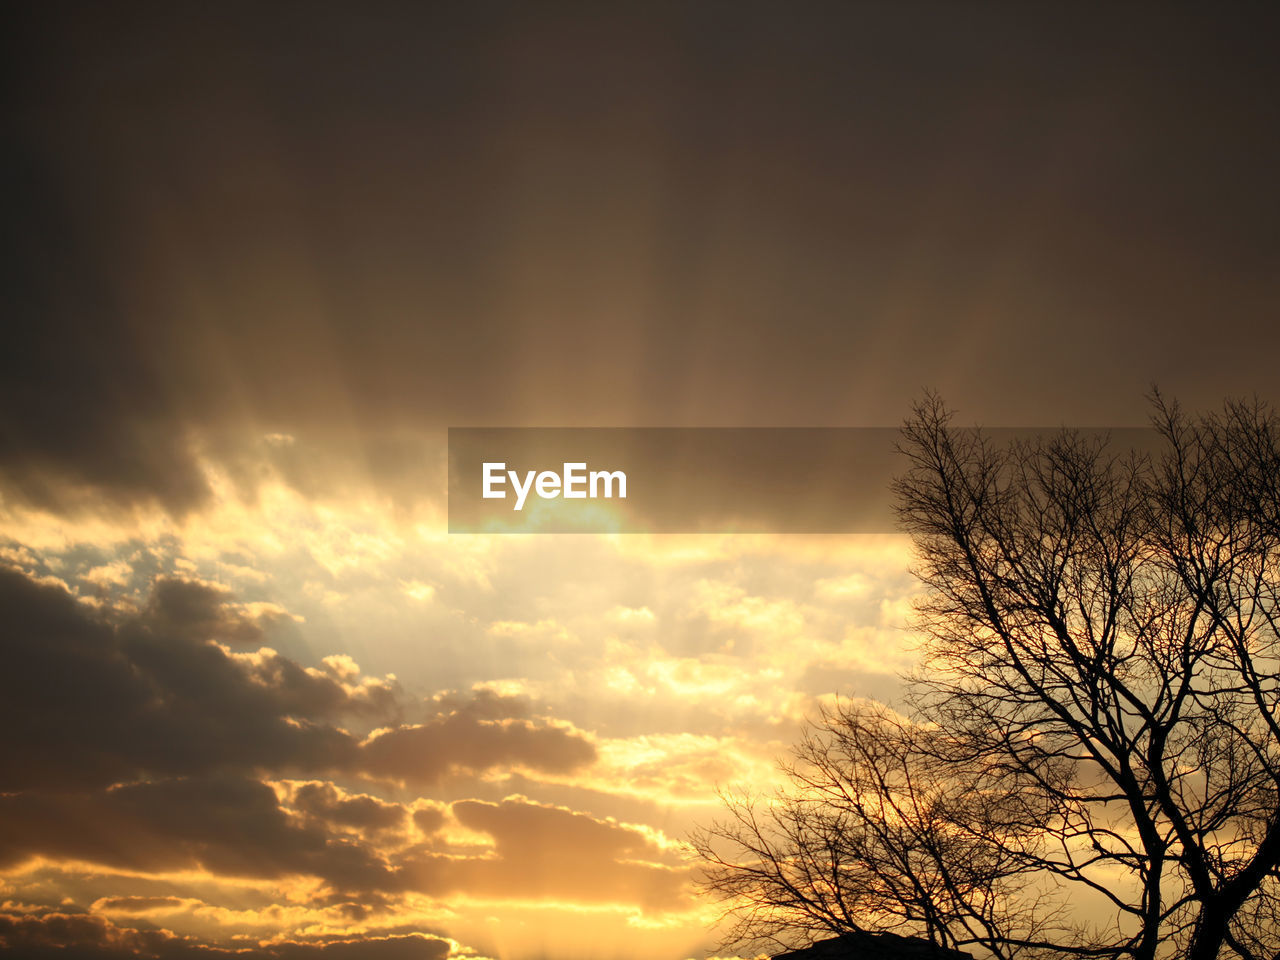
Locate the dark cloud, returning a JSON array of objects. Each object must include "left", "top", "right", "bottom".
[
  {"left": 0, "top": 777, "right": 393, "bottom": 893},
  {"left": 0, "top": 568, "right": 356, "bottom": 791},
  {"left": 267, "top": 938, "right": 451, "bottom": 960},
  {"left": 0, "top": 778, "right": 688, "bottom": 909},
  {"left": 361, "top": 715, "right": 596, "bottom": 787},
  {"left": 291, "top": 782, "right": 408, "bottom": 835},
  {"left": 143, "top": 577, "right": 280, "bottom": 646},
  {"left": 0, "top": 779, "right": 688, "bottom": 911},
  {"left": 0, "top": 911, "right": 452, "bottom": 959},
  {"left": 0, "top": 567, "right": 596, "bottom": 791},
  {"left": 0, "top": 565, "right": 610, "bottom": 916}
]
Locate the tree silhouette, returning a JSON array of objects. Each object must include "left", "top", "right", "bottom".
[{"left": 694, "top": 394, "right": 1280, "bottom": 960}]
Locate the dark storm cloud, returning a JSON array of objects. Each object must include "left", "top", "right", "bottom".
[
  {"left": 0, "top": 912, "right": 452, "bottom": 960},
  {"left": 0, "top": 567, "right": 356, "bottom": 790},
  {"left": 291, "top": 782, "right": 408, "bottom": 835},
  {"left": 0, "top": 563, "right": 635, "bottom": 925},
  {"left": 266, "top": 938, "right": 452, "bottom": 960},
  {"left": 4, "top": 4, "right": 1279, "bottom": 513},
  {"left": 0, "top": 777, "right": 394, "bottom": 892},
  {"left": 0, "top": 785, "right": 688, "bottom": 921},
  {"left": 144, "top": 577, "right": 285, "bottom": 646},
  {"left": 361, "top": 714, "right": 597, "bottom": 786},
  {"left": 0, "top": 779, "right": 688, "bottom": 909},
  {"left": 0, "top": 567, "right": 596, "bottom": 791}
]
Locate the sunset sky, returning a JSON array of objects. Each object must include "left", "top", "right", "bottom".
[{"left": 3, "top": 4, "right": 1280, "bottom": 959}]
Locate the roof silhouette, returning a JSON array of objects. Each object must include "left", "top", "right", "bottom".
[{"left": 773, "top": 931, "right": 973, "bottom": 960}]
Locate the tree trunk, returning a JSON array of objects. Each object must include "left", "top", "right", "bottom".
[{"left": 1187, "top": 903, "right": 1229, "bottom": 960}]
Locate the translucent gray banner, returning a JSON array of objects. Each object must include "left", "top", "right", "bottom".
[{"left": 448, "top": 427, "right": 1158, "bottom": 534}]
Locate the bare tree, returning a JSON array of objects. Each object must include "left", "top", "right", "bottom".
[
  {"left": 694, "top": 698, "right": 1056, "bottom": 958},
  {"left": 693, "top": 394, "right": 1280, "bottom": 960}
]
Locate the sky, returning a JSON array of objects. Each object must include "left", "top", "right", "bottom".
[{"left": 2, "top": 3, "right": 1279, "bottom": 959}]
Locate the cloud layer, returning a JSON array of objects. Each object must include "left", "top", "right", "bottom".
[
  {"left": 0, "top": 568, "right": 596, "bottom": 793},
  {"left": 0, "top": 564, "right": 701, "bottom": 957}
]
